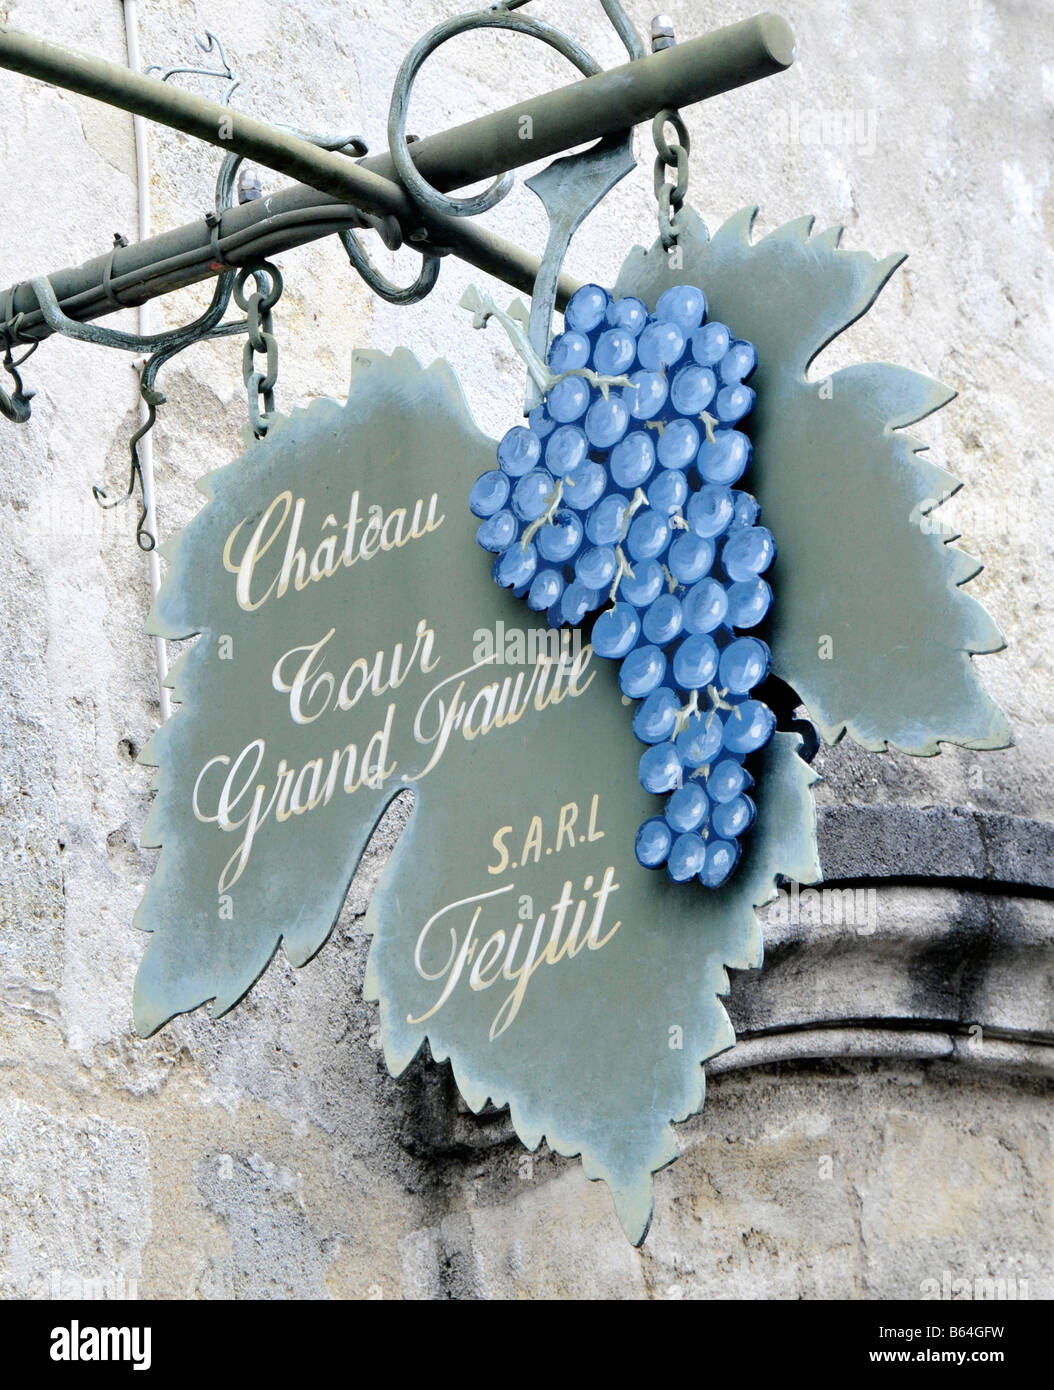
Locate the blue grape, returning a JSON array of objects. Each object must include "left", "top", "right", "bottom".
[
  {"left": 725, "top": 577, "right": 772, "bottom": 629},
  {"left": 642, "top": 593, "right": 683, "bottom": 645},
  {"left": 672, "top": 632, "right": 719, "bottom": 689},
  {"left": 637, "top": 319, "right": 685, "bottom": 370},
  {"left": 610, "top": 431, "right": 656, "bottom": 489},
  {"left": 477, "top": 509, "right": 518, "bottom": 552},
  {"left": 547, "top": 374, "right": 591, "bottom": 423},
  {"left": 469, "top": 469, "right": 509, "bottom": 518},
  {"left": 656, "top": 284, "right": 707, "bottom": 331},
  {"left": 620, "top": 644, "right": 666, "bottom": 698},
  {"left": 563, "top": 461, "right": 607, "bottom": 510},
  {"left": 592, "top": 327, "right": 637, "bottom": 376},
  {"left": 665, "top": 782, "right": 709, "bottom": 834},
  {"left": 536, "top": 507, "right": 582, "bottom": 563},
  {"left": 636, "top": 816, "right": 672, "bottom": 868},
  {"left": 708, "top": 758, "right": 754, "bottom": 804},
  {"left": 565, "top": 283, "right": 608, "bottom": 333},
  {"left": 656, "top": 418, "right": 700, "bottom": 470},
  {"left": 697, "top": 430, "right": 751, "bottom": 486},
  {"left": 723, "top": 525, "right": 775, "bottom": 581},
  {"left": 690, "top": 321, "right": 731, "bottom": 365},
  {"left": 528, "top": 568, "right": 564, "bottom": 612},
  {"left": 699, "top": 838, "right": 741, "bottom": 888},
  {"left": 593, "top": 602, "right": 640, "bottom": 659},
  {"left": 675, "top": 711, "right": 724, "bottom": 768},
  {"left": 561, "top": 578, "right": 600, "bottom": 626},
  {"left": 494, "top": 541, "right": 537, "bottom": 593},
  {"left": 606, "top": 295, "right": 649, "bottom": 336},
  {"left": 722, "top": 699, "right": 776, "bottom": 755},
  {"left": 639, "top": 742, "right": 682, "bottom": 794},
  {"left": 729, "top": 491, "right": 760, "bottom": 530},
  {"left": 714, "top": 383, "right": 755, "bottom": 425},
  {"left": 624, "top": 369, "right": 668, "bottom": 420},
  {"left": 682, "top": 577, "right": 728, "bottom": 633},
  {"left": 619, "top": 557, "right": 665, "bottom": 608},
  {"left": 718, "top": 339, "right": 757, "bottom": 383},
  {"left": 670, "top": 363, "right": 717, "bottom": 415},
  {"left": 584, "top": 394, "right": 630, "bottom": 448},
  {"left": 626, "top": 509, "right": 670, "bottom": 562},
  {"left": 511, "top": 468, "right": 555, "bottom": 522},
  {"left": 586, "top": 493, "right": 630, "bottom": 545},
  {"left": 711, "top": 794, "right": 757, "bottom": 839},
  {"left": 497, "top": 425, "right": 541, "bottom": 477},
  {"left": 545, "top": 424, "right": 588, "bottom": 477},
  {"left": 633, "top": 685, "right": 681, "bottom": 744},
  {"left": 668, "top": 532, "right": 714, "bottom": 585},
  {"left": 575, "top": 544, "right": 617, "bottom": 590},
  {"left": 687, "top": 485, "right": 735, "bottom": 538},
  {"left": 719, "top": 637, "right": 771, "bottom": 695},
  {"left": 647, "top": 469, "right": 688, "bottom": 517},
  {"left": 668, "top": 832, "right": 706, "bottom": 881},
  {"left": 548, "top": 330, "right": 591, "bottom": 373}
]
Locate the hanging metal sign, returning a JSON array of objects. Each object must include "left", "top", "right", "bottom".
[
  {"left": 0, "top": 4, "right": 1010, "bottom": 1245},
  {"left": 133, "top": 344, "right": 820, "bottom": 1245}
]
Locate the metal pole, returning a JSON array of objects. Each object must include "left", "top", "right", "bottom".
[{"left": 0, "top": 15, "right": 795, "bottom": 338}]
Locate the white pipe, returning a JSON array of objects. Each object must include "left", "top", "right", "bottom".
[{"left": 121, "top": 0, "right": 171, "bottom": 722}]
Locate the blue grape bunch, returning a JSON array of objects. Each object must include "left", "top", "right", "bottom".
[{"left": 469, "top": 282, "right": 777, "bottom": 889}]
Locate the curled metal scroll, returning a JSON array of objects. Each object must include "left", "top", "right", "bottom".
[
  {"left": 0, "top": 337, "right": 36, "bottom": 424},
  {"left": 280, "top": 129, "right": 443, "bottom": 306},
  {"left": 387, "top": 10, "right": 602, "bottom": 221}
]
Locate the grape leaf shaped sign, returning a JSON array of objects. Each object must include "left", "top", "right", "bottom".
[
  {"left": 134, "top": 346, "right": 818, "bottom": 1244},
  {"left": 134, "top": 210, "right": 1008, "bottom": 1245}
]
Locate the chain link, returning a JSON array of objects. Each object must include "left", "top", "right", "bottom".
[
  {"left": 234, "top": 261, "right": 283, "bottom": 438},
  {"left": 652, "top": 109, "right": 690, "bottom": 251}
]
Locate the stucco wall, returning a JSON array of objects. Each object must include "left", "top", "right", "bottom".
[{"left": 0, "top": 0, "right": 1050, "bottom": 1299}]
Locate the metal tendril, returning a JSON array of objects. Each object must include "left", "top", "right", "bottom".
[
  {"left": 0, "top": 335, "right": 36, "bottom": 424},
  {"left": 145, "top": 29, "right": 240, "bottom": 107}
]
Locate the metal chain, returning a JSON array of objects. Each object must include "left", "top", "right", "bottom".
[
  {"left": 234, "top": 262, "right": 282, "bottom": 439},
  {"left": 652, "top": 107, "right": 689, "bottom": 251},
  {"left": 650, "top": 12, "right": 688, "bottom": 251}
]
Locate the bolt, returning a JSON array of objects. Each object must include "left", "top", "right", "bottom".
[
  {"left": 651, "top": 14, "right": 676, "bottom": 52},
  {"left": 237, "top": 167, "right": 263, "bottom": 204}
]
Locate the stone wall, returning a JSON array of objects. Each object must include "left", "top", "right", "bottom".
[{"left": 0, "top": 0, "right": 1050, "bottom": 1299}]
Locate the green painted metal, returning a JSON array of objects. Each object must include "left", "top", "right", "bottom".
[
  {"left": 0, "top": 14, "right": 795, "bottom": 341},
  {"left": 522, "top": 133, "right": 637, "bottom": 410},
  {"left": 135, "top": 349, "right": 820, "bottom": 1244},
  {"left": 386, "top": 8, "right": 602, "bottom": 221},
  {"left": 615, "top": 207, "right": 1011, "bottom": 755}
]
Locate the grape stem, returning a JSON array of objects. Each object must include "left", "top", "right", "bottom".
[
  {"left": 707, "top": 683, "right": 741, "bottom": 717},
  {"left": 699, "top": 411, "right": 718, "bottom": 444},
  {"left": 521, "top": 478, "right": 564, "bottom": 551},
  {"left": 622, "top": 486, "right": 649, "bottom": 535},
  {"left": 602, "top": 490, "right": 648, "bottom": 605},
  {"left": 608, "top": 545, "right": 636, "bottom": 603},
  {"left": 460, "top": 284, "right": 632, "bottom": 400},
  {"left": 673, "top": 686, "right": 700, "bottom": 735}
]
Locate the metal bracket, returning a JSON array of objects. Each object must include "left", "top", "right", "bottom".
[{"left": 522, "top": 133, "right": 636, "bottom": 411}]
